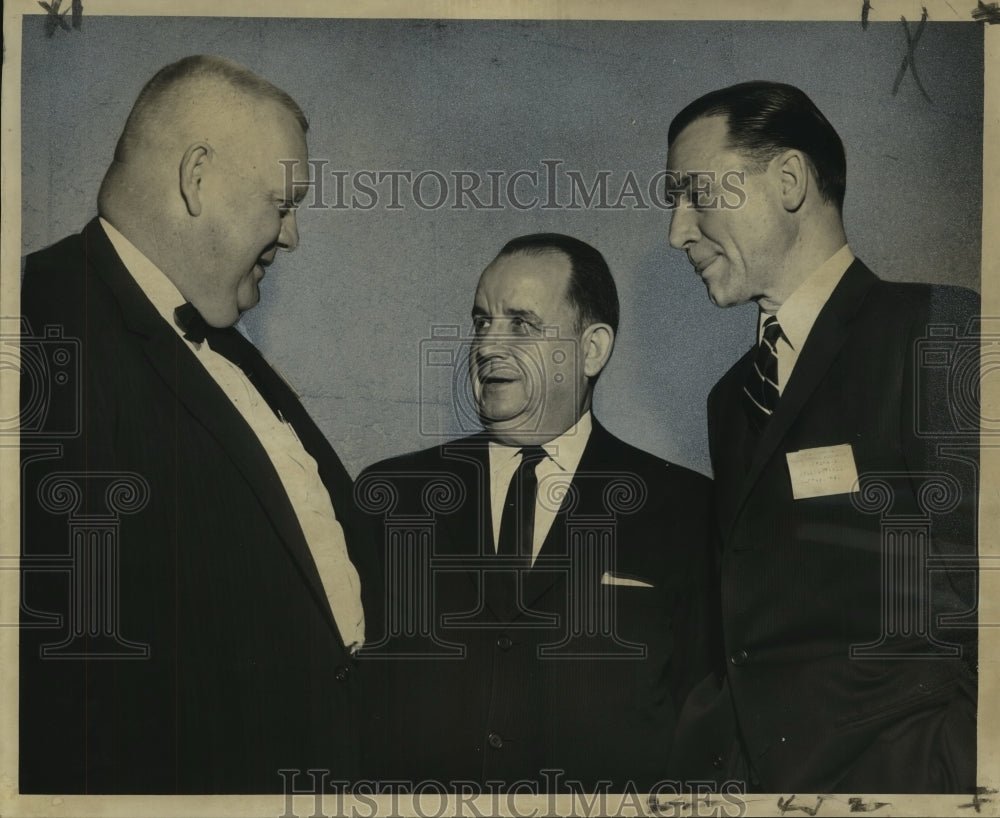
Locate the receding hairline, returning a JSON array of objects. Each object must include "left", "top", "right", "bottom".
[
  {"left": 669, "top": 113, "right": 769, "bottom": 173},
  {"left": 494, "top": 243, "right": 572, "bottom": 267},
  {"left": 482, "top": 246, "right": 585, "bottom": 330},
  {"left": 486, "top": 245, "right": 574, "bottom": 288}
]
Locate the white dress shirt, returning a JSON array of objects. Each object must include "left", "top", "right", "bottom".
[
  {"left": 100, "top": 218, "right": 365, "bottom": 652},
  {"left": 488, "top": 411, "right": 593, "bottom": 565},
  {"left": 760, "top": 244, "right": 855, "bottom": 393}
]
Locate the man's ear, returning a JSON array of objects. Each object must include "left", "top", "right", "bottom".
[
  {"left": 776, "top": 149, "right": 809, "bottom": 213},
  {"left": 581, "top": 323, "right": 615, "bottom": 379},
  {"left": 179, "top": 143, "right": 211, "bottom": 217}
]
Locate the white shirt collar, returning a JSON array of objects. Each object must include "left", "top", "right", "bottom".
[
  {"left": 99, "top": 217, "right": 194, "bottom": 345},
  {"left": 488, "top": 411, "right": 593, "bottom": 474},
  {"left": 760, "top": 244, "right": 855, "bottom": 348}
]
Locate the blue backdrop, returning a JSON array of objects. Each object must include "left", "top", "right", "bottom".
[{"left": 20, "top": 17, "right": 984, "bottom": 476}]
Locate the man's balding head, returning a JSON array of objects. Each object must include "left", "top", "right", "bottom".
[
  {"left": 108, "top": 55, "right": 307, "bottom": 167},
  {"left": 99, "top": 55, "right": 311, "bottom": 327}
]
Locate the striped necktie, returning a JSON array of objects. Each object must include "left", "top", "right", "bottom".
[{"left": 743, "top": 315, "right": 782, "bottom": 427}]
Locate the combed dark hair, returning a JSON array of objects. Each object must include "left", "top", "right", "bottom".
[
  {"left": 115, "top": 55, "right": 308, "bottom": 160},
  {"left": 496, "top": 233, "right": 620, "bottom": 336},
  {"left": 668, "top": 81, "right": 846, "bottom": 211}
]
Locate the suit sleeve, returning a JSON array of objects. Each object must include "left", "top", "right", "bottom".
[
  {"left": 19, "top": 248, "right": 138, "bottom": 791},
  {"left": 900, "top": 285, "right": 980, "bottom": 664},
  {"left": 666, "top": 470, "right": 720, "bottom": 710}
]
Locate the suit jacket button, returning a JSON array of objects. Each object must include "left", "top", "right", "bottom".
[
  {"left": 729, "top": 648, "right": 750, "bottom": 666},
  {"left": 712, "top": 754, "right": 724, "bottom": 769},
  {"left": 496, "top": 635, "right": 513, "bottom": 650},
  {"left": 334, "top": 665, "right": 351, "bottom": 682},
  {"left": 487, "top": 732, "right": 503, "bottom": 749}
]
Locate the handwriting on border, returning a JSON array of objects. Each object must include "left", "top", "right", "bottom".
[
  {"left": 38, "top": 0, "right": 82, "bottom": 38},
  {"left": 777, "top": 795, "right": 825, "bottom": 816},
  {"left": 892, "top": 7, "right": 931, "bottom": 102},
  {"left": 972, "top": 1, "right": 1000, "bottom": 24},
  {"left": 958, "top": 787, "right": 998, "bottom": 813},
  {"left": 848, "top": 797, "right": 891, "bottom": 813}
]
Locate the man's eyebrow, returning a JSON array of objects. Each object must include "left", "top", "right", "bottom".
[
  {"left": 506, "top": 308, "right": 543, "bottom": 323},
  {"left": 470, "top": 307, "right": 543, "bottom": 323}
]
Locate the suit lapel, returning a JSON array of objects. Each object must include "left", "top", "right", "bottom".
[
  {"left": 722, "top": 260, "right": 877, "bottom": 544},
  {"left": 711, "top": 348, "right": 756, "bottom": 540},
  {"left": 429, "top": 437, "right": 496, "bottom": 610},
  {"left": 81, "top": 219, "right": 343, "bottom": 642},
  {"left": 521, "top": 509, "right": 568, "bottom": 613},
  {"left": 434, "top": 435, "right": 493, "bottom": 557},
  {"left": 436, "top": 436, "right": 544, "bottom": 623},
  {"left": 521, "top": 420, "right": 612, "bottom": 610}
]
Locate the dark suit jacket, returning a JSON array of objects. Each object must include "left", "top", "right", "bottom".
[
  {"left": 19, "top": 219, "right": 369, "bottom": 793},
  {"left": 355, "top": 421, "right": 714, "bottom": 791},
  {"left": 670, "top": 260, "right": 979, "bottom": 793}
]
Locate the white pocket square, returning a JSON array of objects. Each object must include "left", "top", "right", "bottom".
[{"left": 600, "top": 571, "right": 654, "bottom": 588}]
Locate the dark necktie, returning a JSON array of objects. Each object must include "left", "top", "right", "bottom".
[
  {"left": 173, "top": 302, "right": 285, "bottom": 421},
  {"left": 496, "top": 445, "right": 548, "bottom": 563},
  {"left": 743, "top": 315, "right": 782, "bottom": 428}
]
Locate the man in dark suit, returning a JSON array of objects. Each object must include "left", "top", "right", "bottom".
[
  {"left": 664, "top": 81, "right": 978, "bottom": 793},
  {"left": 356, "top": 234, "right": 714, "bottom": 792},
  {"left": 19, "top": 55, "right": 367, "bottom": 793}
]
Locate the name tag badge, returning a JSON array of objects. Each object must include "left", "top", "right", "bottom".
[{"left": 786, "top": 444, "right": 860, "bottom": 500}]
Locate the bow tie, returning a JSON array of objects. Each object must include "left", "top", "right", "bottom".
[
  {"left": 172, "top": 302, "right": 285, "bottom": 422},
  {"left": 173, "top": 302, "right": 214, "bottom": 345}
]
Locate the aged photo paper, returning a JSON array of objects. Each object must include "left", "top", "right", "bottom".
[{"left": 1, "top": 0, "right": 997, "bottom": 815}]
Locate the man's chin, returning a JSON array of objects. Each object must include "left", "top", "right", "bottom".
[
  {"left": 479, "top": 407, "right": 534, "bottom": 437},
  {"left": 479, "top": 409, "right": 572, "bottom": 447},
  {"left": 706, "top": 284, "right": 742, "bottom": 310},
  {"left": 479, "top": 408, "right": 528, "bottom": 428},
  {"left": 196, "top": 301, "right": 242, "bottom": 329},
  {"left": 237, "top": 287, "right": 261, "bottom": 314}
]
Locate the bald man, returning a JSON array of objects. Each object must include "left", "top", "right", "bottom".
[{"left": 20, "top": 56, "right": 367, "bottom": 793}]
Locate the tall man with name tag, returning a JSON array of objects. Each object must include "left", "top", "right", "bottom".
[
  {"left": 663, "top": 81, "right": 979, "bottom": 793},
  {"left": 19, "top": 55, "right": 368, "bottom": 793},
  {"left": 356, "top": 234, "right": 714, "bottom": 790}
]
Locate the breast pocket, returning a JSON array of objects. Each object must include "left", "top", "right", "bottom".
[{"left": 604, "top": 586, "right": 671, "bottom": 660}]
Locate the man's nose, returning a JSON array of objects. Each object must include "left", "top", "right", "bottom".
[
  {"left": 472, "top": 336, "right": 504, "bottom": 358},
  {"left": 668, "top": 201, "right": 699, "bottom": 250},
  {"left": 278, "top": 210, "right": 299, "bottom": 252},
  {"left": 471, "top": 330, "right": 514, "bottom": 365}
]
